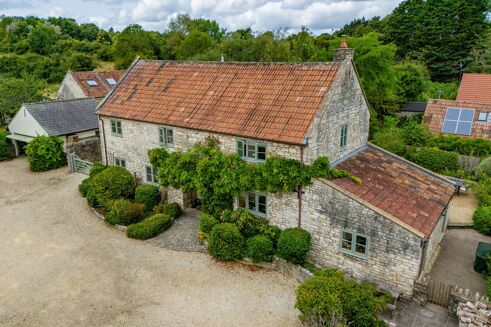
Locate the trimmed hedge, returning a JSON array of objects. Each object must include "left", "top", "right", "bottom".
[
  {"left": 153, "top": 202, "right": 182, "bottom": 219},
  {"left": 430, "top": 134, "right": 491, "bottom": 158},
  {"left": 106, "top": 199, "right": 144, "bottom": 226},
  {"left": 246, "top": 235, "right": 274, "bottom": 263},
  {"left": 0, "top": 129, "right": 8, "bottom": 161},
  {"left": 277, "top": 228, "right": 311, "bottom": 264},
  {"left": 25, "top": 136, "right": 65, "bottom": 172},
  {"left": 199, "top": 213, "right": 218, "bottom": 235},
  {"left": 135, "top": 184, "right": 160, "bottom": 212},
  {"left": 126, "top": 214, "right": 172, "bottom": 240},
  {"left": 476, "top": 178, "right": 491, "bottom": 207},
  {"left": 86, "top": 188, "right": 97, "bottom": 208},
  {"left": 78, "top": 178, "right": 92, "bottom": 197},
  {"left": 478, "top": 157, "right": 491, "bottom": 178},
  {"left": 405, "top": 147, "right": 459, "bottom": 173},
  {"left": 474, "top": 206, "right": 491, "bottom": 235},
  {"left": 234, "top": 208, "right": 264, "bottom": 238},
  {"left": 208, "top": 223, "right": 245, "bottom": 261},
  {"left": 91, "top": 166, "right": 134, "bottom": 209},
  {"left": 295, "top": 269, "right": 391, "bottom": 326},
  {"left": 258, "top": 223, "right": 282, "bottom": 248},
  {"left": 89, "top": 161, "right": 107, "bottom": 178}
]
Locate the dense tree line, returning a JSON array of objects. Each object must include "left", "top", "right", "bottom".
[{"left": 0, "top": 0, "right": 489, "bottom": 125}]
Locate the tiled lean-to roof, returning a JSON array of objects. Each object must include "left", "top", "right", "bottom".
[
  {"left": 457, "top": 73, "right": 491, "bottom": 103},
  {"left": 71, "top": 70, "right": 124, "bottom": 98},
  {"left": 97, "top": 59, "right": 340, "bottom": 145},
  {"left": 25, "top": 98, "right": 98, "bottom": 136},
  {"left": 332, "top": 145, "right": 455, "bottom": 238},
  {"left": 424, "top": 99, "right": 491, "bottom": 139}
]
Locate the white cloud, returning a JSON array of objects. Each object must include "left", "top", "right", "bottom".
[{"left": 49, "top": 6, "right": 65, "bottom": 17}]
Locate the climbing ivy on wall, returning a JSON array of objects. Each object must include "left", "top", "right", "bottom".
[{"left": 148, "top": 142, "right": 361, "bottom": 216}]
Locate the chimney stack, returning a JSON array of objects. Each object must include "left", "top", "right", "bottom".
[{"left": 334, "top": 39, "right": 354, "bottom": 62}]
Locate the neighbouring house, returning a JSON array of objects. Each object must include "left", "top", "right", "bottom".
[
  {"left": 423, "top": 73, "right": 491, "bottom": 139},
  {"left": 97, "top": 43, "right": 455, "bottom": 298},
  {"left": 57, "top": 70, "right": 124, "bottom": 101},
  {"left": 7, "top": 98, "right": 99, "bottom": 157}
]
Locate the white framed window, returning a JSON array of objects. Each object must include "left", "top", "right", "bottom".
[
  {"left": 339, "top": 230, "right": 369, "bottom": 259},
  {"left": 159, "top": 127, "right": 174, "bottom": 147},
  {"left": 106, "top": 78, "right": 117, "bottom": 85},
  {"left": 86, "top": 79, "right": 98, "bottom": 87},
  {"left": 238, "top": 192, "right": 268, "bottom": 218},
  {"left": 145, "top": 165, "right": 158, "bottom": 185},
  {"left": 114, "top": 157, "right": 126, "bottom": 168},
  {"left": 237, "top": 139, "right": 267, "bottom": 162},
  {"left": 340, "top": 124, "right": 348, "bottom": 149},
  {"left": 478, "top": 112, "right": 489, "bottom": 122},
  {"left": 111, "top": 120, "right": 122, "bottom": 137}
]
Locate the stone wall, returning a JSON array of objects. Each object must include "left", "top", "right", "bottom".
[
  {"left": 57, "top": 73, "right": 86, "bottom": 100},
  {"left": 303, "top": 62, "right": 370, "bottom": 165},
  {"left": 65, "top": 138, "right": 101, "bottom": 162},
  {"left": 421, "top": 208, "right": 448, "bottom": 275}
]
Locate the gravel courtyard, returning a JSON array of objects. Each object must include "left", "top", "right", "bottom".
[{"left": 0, "top": 158, "right": 299, "bottom": 327}]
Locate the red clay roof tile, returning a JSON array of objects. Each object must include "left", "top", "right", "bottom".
[
  {"left": 98, "top": 60, "right": 340, "bottom": 145},
  {"left": 332, "top": 146, "right": 454, "bottom": 238},
  {"left": 71, "top": 70, "right": 124, "bottom": 98},
  {"left": 457, "top": 73, "right": 491, "bottom": 103}
]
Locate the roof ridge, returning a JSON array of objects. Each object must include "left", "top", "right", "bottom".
[
  {"left": 139, "top": 59, "right": 340, "bottom": 66},
  {"left": 24, "top": 97, "right": 97, "bottom": 107},
  {"left": 428, "top": 98, "right": 491, "bottom": 106}
]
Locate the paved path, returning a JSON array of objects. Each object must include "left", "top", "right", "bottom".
[
  {"left": 430, "top": 229, "right": 491, "bottom": 295},
  {"left": 148, "top": 209, "right": 206, "bottom": 252},
  {"left": 448, "top": 190, "right": 478, "bottom": 227},
  {"left": 381, "top": 301, "right": 457, "bottom": 327},
  {"left": 0, "top": 158, "right": 300, "bottom": 326}
]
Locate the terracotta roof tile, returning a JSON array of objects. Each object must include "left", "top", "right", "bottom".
[
  {"left": 98, "top": 60, "right": 340, "bottom": 144},
  {"left": 332, "top": 146, "right": 454, "bottom": 238},
  {"left": 71, "top": 70, "right": 124, "bottom": 98},
  {"left": 423, "top": 99, "right": 491, "bottom": 139},
  {"left": 457, "top": 73, "right": 491, "bottom": 103}
]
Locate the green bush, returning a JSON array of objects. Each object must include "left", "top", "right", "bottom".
[
  {"left": 0, "top": 129, "right": 8, "bottom": 161},
  {"left": 474, "top": 206, "right": 491, "bottom": 235},
  {"left": 25, "top": 136, "right": 65, "bottom": 172},
  {"left": 86, "top": 188, "right": 97, "bottom": 208},
  {"left": 258, "top": 223, "right": 282, "bottom": 248},
  {"left": 91, "top": 166, "right": 135, "bottom": 209},
  {"left": 487, "top": 275, "right": 491, "bottom": 298},
  {"left": 126, "top": 214, "right": 172, "bottom": 240},
  {"left": 478, "top": 157, "right": 491, "bottom": 178},
  {"left": 208, "top": 223, "right": 245, "bottom": 261},
  {"left": 295, "top": 269, "right": 390, "bottom": 326},
  {"left": 246, "top": 235, "right": 274, "bottom": 263},
  {"left": 135, "top": 184, "right": 160, "bottom": 212},
  {"left": 277, "top": 228, "right": 311, "bottom": 264},
  {"left": 78, "top": 178, "right": 92, "bottom": 197},
  {"left": 372, "top": 127, "right": 407, "bottom": 156},
  {"left": 430, "top": 135, "right": 491, "bottom": 158},
  {"left": 476, "top": 177, "right": 491, "bottom": 207},
  {"left": 89, "top": 161, "right": 107, "bottom": 178},
  {"left": 234, "top": 208, "right": 264, "bottom": 238},
  {"left": 401, "top": 120, "right": 432, "bottom": 147},
  {"left": 106, "top": 199, "right": 145, "bottom": 226},
  {"left": 406, "top": 147, "right": 459, "bottom": 173},
  {"left": 199, "top": 213, "right": 219, "bottom": 235},
  {"left": 153, "top": 202, "right": 183, "bottom": 219}
]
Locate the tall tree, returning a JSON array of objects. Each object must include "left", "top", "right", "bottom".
[{"left": 0, "top": 77, "right": 46, "bottom": 124}]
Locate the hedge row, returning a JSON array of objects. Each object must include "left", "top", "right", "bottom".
[
  {"left": 0, "top": 129, "right": 8, "bottom": 161},
  {"left": 127, "top": 214, "right": 172, "bottom": 240}
]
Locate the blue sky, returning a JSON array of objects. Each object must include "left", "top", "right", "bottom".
[{"left": 0, "top": 0, "right": 403, "bottom": 33}]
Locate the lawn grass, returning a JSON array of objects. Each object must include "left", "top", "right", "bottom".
[{"left": 97, "top": 61, "right": 115, "bottom": 71}]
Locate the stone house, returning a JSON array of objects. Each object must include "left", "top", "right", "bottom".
[
  {"left": 57, "top": 70, "right": 124, "bottom": 101},
  {"left": 97, "top": 43, "right": 455, "bottom": 298},
  {"left": 7, "top": 98, "right": 99, "bottom": 157}
]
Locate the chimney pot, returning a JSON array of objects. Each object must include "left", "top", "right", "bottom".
[{"left": 340, "top": 39, "right": 348, "bottom": 48}]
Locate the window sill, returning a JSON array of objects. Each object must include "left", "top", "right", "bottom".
[
  {"left": 339, "top": 248, "right": 368, "bottom": 260},
  {"left": 111, "top": 133, "right": 123, "bottom": 138},
  {"left": 145, "top": 181, "right": 159, "bottom": 187}
]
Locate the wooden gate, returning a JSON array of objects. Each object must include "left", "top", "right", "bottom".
[
  {"left": 427, "top": 279, "right": 454, "bottom": 307},
  {"left": 68, "top": 153, "right": 92, "bottom": 175}
]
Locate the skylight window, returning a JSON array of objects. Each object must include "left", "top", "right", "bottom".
[
  {"left": 106, "top": 78, "right": 117, "bottom": 85},
  {"left": 478, "top": 112, "right": 489, "bottom": 122},
  {"left": 86, "top": 79, "right": 98, "bottom": 87},
  {"left": 441, "top": 108, "right": 475, "bottom": 136}
]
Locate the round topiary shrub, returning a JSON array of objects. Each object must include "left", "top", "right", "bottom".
[
  {"left": 208, "top": 223, "right": 245, "bottom": 261},
  {"left": 152, "top": 202, "right": 183, "bottom": 218},
  {"left": 106, "top": 199, "right": 145, "bottom": 226},
  {"left": 89, "top": 161, "right": 107, "bottom": 178},
  {"left": 246, "top": 235, "right": 274, "bottom": 263},
  {"left": 277, "top": 228, "right": 311, "bottom": 264},
  {"left": 25, "top": 136, "right": 65, "bottom": 172},
  {"left": 126, "top": 214, "right": 172, "bottom": 240},
  {"left": 135, "top": 184, "right": 160, "bottom": 212},
  {"left": 258, "top": 223, "right": 282, "bottom": 248},
  {"left": 78, "top": 178, "right": 92, "bottom": 197},
  {"left": 106, "top": 198, "right": 132, "bottom": 225},
  {"left": 474, "top": 206, "right": 491, "bottom": 235},
  {"left": 199, "top": 213, "right": 219, "bottom": 235},
  {"left": 91, "top": 166, "right": 135, "bottom": 209}
]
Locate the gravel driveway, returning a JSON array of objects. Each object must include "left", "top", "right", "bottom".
[{"left": 0, "top": 158, "right": 299, "bottom": 327}]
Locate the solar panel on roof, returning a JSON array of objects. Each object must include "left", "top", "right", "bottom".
[{"left": 441, "top": 108, "right": 475, "bottom": 136}]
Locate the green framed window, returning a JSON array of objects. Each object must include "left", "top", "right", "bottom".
[
  {"left": 340, "top": 124, "right": 348, "bottom": 149},
  {"left": 159, "top": 127, "right": 174, "bottom": 147},
  {"left": 238, "top": 192, "right": 268, "bottom": 218},
  {"left": 339, "top": 230, "right": 369, "bottom": 259},
  {"left": 111, "top": 120, "right": 122, "bottom": 137},
  {"left": 114, "top": 157, "right": 126, "bottom": 168},
  {"left": 237, "top": 139, "right": 267, "bottom": 162},
  {"left": 145, "top": 165, "right": 158, "bottom": 185}
]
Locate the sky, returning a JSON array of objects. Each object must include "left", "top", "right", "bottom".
[{"left": 0, "top": 0, "right": 403, "bottom": 34}]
